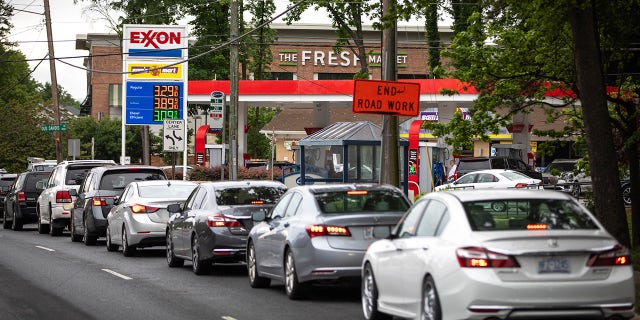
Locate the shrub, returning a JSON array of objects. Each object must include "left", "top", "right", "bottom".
[{"left": 188, "top": 165, "right": 282, "bottom": 181}]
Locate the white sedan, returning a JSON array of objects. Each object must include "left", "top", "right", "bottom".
[
  {"left": 435, "top": 169, "right": 542, "bottom": 191},
  {"left": 361, "top": 189, "right": 635, "bottom": 320}
]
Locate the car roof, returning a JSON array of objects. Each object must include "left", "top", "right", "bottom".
[
  {"left": 88, "top": 165, "right": 165, "bottom": 172},
  {"left": 199, "top": 180, "right": 286, "bottom": 188},
  {"left": 461, "top": 169, "right": 520, "bottom": 174},
  {"left": 433, "top": 189, "right": 573, "bottom": 202},
  {"left": 292, "top": 183, "right": 402, "bottom": 193},
  {"left": 130, "top": 180, "right": 197, "bottom": 187}
]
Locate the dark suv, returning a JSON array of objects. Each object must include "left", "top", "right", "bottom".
[
  {"left": 3, "top": 171, "right": 50, "bottom": 230},
  {"left": 69, "top": 165, "right": 167, "bottom": 245},
  {"left": 454, "top": 157, "right": 542, "bottom": 181}
]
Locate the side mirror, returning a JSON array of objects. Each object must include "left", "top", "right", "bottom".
[
  {"left": 252, "top": 210, "right": 266, "bottom": 222},
  {"left": 68, "top": 189, "right": 78, "bottom": 196},
  {"left": 167, "top": 203, "right": 181, "bottom": 213}
]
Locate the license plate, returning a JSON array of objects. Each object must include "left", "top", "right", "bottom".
[
  {"left": 364, "top": 226, "right": 390, "bottom": 240},
  {"left": 538, "top": 256, "right": 570, "bottom": 273}
]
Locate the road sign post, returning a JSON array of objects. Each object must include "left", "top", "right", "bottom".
[{"left": 163, "top": 119, "right": 185, "bottom": 152}]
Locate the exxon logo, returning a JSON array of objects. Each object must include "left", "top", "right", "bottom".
[{"left": 130, "top": 30, "right": 181, "bottom": 49}]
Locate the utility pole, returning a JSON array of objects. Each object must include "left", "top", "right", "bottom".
[
  {"left": 380, "top": 0, "right": 399, "bottom": 186},
  {"left": 43, "top": 0, "right": 63, "bottom": 163},
  {"left": 229, "top": 0, "right": 239, "bottom": 180}
]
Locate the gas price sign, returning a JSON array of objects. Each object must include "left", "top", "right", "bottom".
[{"left": 126, "top": 81, "right": 184, "bottom": 125}]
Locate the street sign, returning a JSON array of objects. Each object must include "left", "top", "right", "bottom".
[
  {"left": 209, "top": 91, "right": 225, "bottom": 132},
  {"left": 163, "top": 119, "right": 186, "bottom": 152},
  {"left": 40, "top": 124, "right": 67, "bottom": 132},
  {"left": 352, "top": 80, "right": 420, "bottom": 117}
]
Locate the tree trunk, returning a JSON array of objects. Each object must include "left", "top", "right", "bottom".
[{"left": 568, "top": 1, "right": 630, "bottom": 246}]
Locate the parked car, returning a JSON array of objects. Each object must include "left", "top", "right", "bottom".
[
  {"left": 37, "top": 160, "right": 116, "bottom": 236},
  {"left": 3, "top": 171, "right": 50, "bottom": 230},
  {"left": 166, "top": 180, "right": 287, "bottom": 275},
  {"left": 69, "top": 165, "right": 167, "bottom": 245},
  {"left": 435, "top": 169, "right": 542, "bottom": 191},
  {"left": 0, "top": 173, "right": 18, "bottom": 219},
  {"left": 361, "top": 189, "right": 634, "bottom": 320},
  {"left": 106, "top": 180, "right": 198, "bottom": 256},
  {"left": 541, "top": 158, "right": 591, "bottom": 198},
  {"left": 247, "top": 183, "right": 411, "bottom": 300},
  {"left": 453, "top": 156, "right": 542, "bottom": 181}
]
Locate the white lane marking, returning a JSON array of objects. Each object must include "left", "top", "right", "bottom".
[
  {"left": 222, "top": 317, "right": 238, "bottom": 320},
  {"left": 101, "top": 268, "right": 133, "bottom": 280},
  {"left": 35, "top": 246, "right": 55, "bottom": 252}
]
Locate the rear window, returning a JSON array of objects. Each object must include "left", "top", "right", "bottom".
[
  {"left": 138, "top": 184, "right": 196, "bottom": 198},
  {"left": 459, "top": 159, "right": 491, "bottom": 171},
  {"left": 215, "top": 186, "right": 287, "bottom": 205},
  {"left": 0, "top": 177, "right": 16, "bottom": 187},
  {"left": 544, "top": 162, "right": 576, "bottom": 173},
  {"left": 463, "top": 199, "right": 598, "bottom": 231},
  {"left": 315, "top": 189, "right": 409, "bottom": 214},
  {"left": 99, "top": 170, "right": 166, "bottom": 190},
  {"left": 25, "top": 173, "right": 50, "bottom": 190},
  {"left": 66, "top": 165, "right": 106, "bottom": 185}
]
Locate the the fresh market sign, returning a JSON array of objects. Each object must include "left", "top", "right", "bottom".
[{"left": 278, "top": 49, "right": 408, "bottom": 68}]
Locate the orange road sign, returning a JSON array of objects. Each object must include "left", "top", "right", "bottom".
[{"left": 352, "top": 80, "right": 420, "bottom": 116}]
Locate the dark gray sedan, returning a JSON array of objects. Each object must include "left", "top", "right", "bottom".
[
  {"left": 166, "top": 180, "right": 287, "bottom": 275},
  {"left": 247, "top": 183, "right": 411, "bottom": 300}
]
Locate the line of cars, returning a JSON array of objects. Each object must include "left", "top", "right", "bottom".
[{"left": 1, "top": 159, "right": 636, "bottom": 319}]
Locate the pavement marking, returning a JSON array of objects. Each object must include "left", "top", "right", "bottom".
[
  {"left": 101, "top": 268, "right": 133, "bottom": 280},
  {"left": 35, "top": 246, "right": 55, "bottom": 252},
  {"left": 222, "top": 317, "right": 238, "bottom": 320}
]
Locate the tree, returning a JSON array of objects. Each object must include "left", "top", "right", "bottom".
[
  {"left": 41, "top": 82, "right": 80, "bottom": 107},
  {"left": 67, "top": 117, "right": 143, "bottom": 162}
]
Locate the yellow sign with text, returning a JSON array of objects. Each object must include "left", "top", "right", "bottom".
[{"left": 127, "top": 63, "right": 183, "bottom": 79}]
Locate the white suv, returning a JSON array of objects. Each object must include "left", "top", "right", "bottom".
[{"left": 37, "top": 160, "right": 116, "bottom": 236}]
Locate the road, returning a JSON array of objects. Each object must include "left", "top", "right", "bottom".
[{"left": 0, "top": 224, "right": 363, "bottom": 320}]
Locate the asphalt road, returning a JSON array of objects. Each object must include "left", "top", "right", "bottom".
[{"left": 0, "top": 224, "right": 363, "bottom": 320}]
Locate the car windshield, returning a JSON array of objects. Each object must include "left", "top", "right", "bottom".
[
  {"left": 463, "top": 199, "right": 598, "bottom": 231},
  {"left": 215, "top": 186, "right": 287, "bottom": 205},
  {"left": 315, "top": 189, "right": 409, "bottom": 214},
  {"left": 138, "top": 184, "right": 196, "bottom": 198}
]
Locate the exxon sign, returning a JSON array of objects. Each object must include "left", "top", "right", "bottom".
[{"left": 124, "top": 25, "right": 186, "bottom": 58}]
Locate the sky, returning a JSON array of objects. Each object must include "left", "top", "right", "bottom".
[{"left": 8, "top": 0, "right": 432, "bottom": 102}]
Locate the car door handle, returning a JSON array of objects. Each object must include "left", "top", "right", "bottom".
[{"left": 284, "top": 222, "right": 290, "bottom": 228}]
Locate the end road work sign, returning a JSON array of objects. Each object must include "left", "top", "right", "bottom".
[{"left": 352, "top": 80, "right": 420, "bottom": 117}]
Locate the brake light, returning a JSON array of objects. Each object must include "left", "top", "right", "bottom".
[
  {"left": 130, "top": 204, "right": 159, "bottom": 214},
  {"left": 17, "top": 191, "right": 26, "bottom": 203},
  {"left": 56, "top": 190, "right": 72, "bottom": 203},
  {"left": 91, "top": 197, "right": 116, "bottom": 207},
  {"left": 250, "top": 200, "right": 264, "bottom": 205},
  {"left": 526, "top": 224, "right": 548, "bottom": 230},
  {"left": 587, "top": 244, "right": 631, "bottom": 266},
  {"left": 514, "top": 183, "right": 528, "bottom": 188},
  {"left": 206, "top": 214, "right": 242, "bottom": 228},
  {"left": 346, "top": 190, "right": 368, "bottom": 196},
  {"left": 306, "top": 225, "right": 351, "bottom": 238},
  {"left": 454, "top": 171, "right": 458, "bottom": 181},
  {"left": 456, "top": 247, "right": 520, "bottom": 268}
]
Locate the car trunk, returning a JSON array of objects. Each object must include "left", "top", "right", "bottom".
[
  {"left": 140, "top": 198, "right": 187, "bottom": 223},
  {"left": 219, "top": 205, "right": 274, "bottom": 235},
  {"left": 320, "top": 213, "right": 404, "bottom": 251}
]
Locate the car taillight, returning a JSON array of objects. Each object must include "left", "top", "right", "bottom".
[
  {"left": 130, "top": 204, "right": 159, "bottom": 214},
  {"left": 207, "top": 213, "right": 242, "bottom": 228},
  {"left": 587, "top": 244, "right": 631, "bottom": 266},
  {"left": 305, "top": 225, "right": 351, "bottom": 238},
  {"left": 456, "top": 246, "right": 520, "bottom": 268},
  {"left": 454, "top": 171, "right": 458, "bottom": 181},
  {"left": 17, "top": 191, "right": 26, "bottom": 203},
  {"left": 56, "top": 191, "right": 72, "bottom": 203},
  {"left": 92, "top": 197, "right": 116, "bottom": 207},
  {"left": 514, "top": 183, "right": 528, "bottom": 188}
]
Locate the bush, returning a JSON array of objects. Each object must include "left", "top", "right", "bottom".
[{"left": 188, "top": 165, "right": 283, "bottom": 181}]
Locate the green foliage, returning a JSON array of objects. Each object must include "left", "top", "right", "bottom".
[
  {"left": 66, "top": 117, "right": 144, "bottom": 162},
  {"left": 244, "top": 0, "right": 277, "bottom": 80},
  {"left": 40, "top": 82, "right": 80, "bottom": 107}
]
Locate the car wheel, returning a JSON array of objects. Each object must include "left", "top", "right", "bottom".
[
  {"left": 11, "top": 208, "right": 23, "bottom": 231},
  {"left": 121, "top": 225, "right": 137, "bottom": 257},
  {"left": 166, "top": 230, "right": 184, "bottom": 268},
  {"left": 491, "top": 201, "right": 506, "bottom": 212},
  {"left": 191, "top": 236, "right": 210, "bottom": 275},
  {"left": 2, "top": 210, "right": 11, "bottom": 229},
  {"left": 247, "top": 241, "right": 270, "bottom": 288},
  {"left": 622, "top": 185, "right": 632, "bottom": 206},
  {"left": 70, "top": 214, "right": 82, "bottom": 242},
  {"left": 106, "top": 225, "right": 118, "bottom": 252},
  {"left": 362, "top": 263, "right": 391, "bottom": 320},
  {"left": 571, "top": 183, "right": 581, "bottom": 199},
  {"left": 284, "top": 249, "right": 307, "bottom": 300},
  {"left": 83, "top": 219, "right": 97, "bottom": 246},
  {"left": 421, "top": 276, "right": 442, "bottom": 320},
  {"left": 49, "top": 205, "right": 62, "bottom": 236},
  {"left": 37, "top": 209, "right": 49, "bottom": 234}
]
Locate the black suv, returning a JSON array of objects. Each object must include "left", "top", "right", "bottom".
[
  {"left": 454, "top": 157, "right": 542, "bottom": 181},
  {"left": 69, "top": 166, "right": 167, "bottom": 245},
  {"left": 3, "top": 171, "right": 50, "bottom": 230}
]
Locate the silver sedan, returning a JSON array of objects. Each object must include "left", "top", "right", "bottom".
[
  {"left": 247, "top": 183, "right": 411, "bottom": 300},
  {"left": 361, "top": 189, "right": 635, "bottom": 320},
  {"left": 106, "top": 180, "right": 198, "bottom": 257}
]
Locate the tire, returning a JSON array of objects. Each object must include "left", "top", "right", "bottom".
[
  {"left": 571, "top": 183, "right": 581, "bottom": 199},
  {"left": 361, "top": 263, "right": 391, "bottom": 320},
  {"left": 37, "top": 209, "right": 49, "bottom": 234},
  {"left": 166, "top": 230, "right": 184, "bottom": 268},
  {"left": 622, "top": 184, "right": 632, "bottom": 206},
  {"left": 49, "top": 205, "right": 62, "bottom": 236},
  {"left": 2, "top": 211, "right": 11, "bottom": 229},
  {"left": 70, "top": 215, "right": 82, "bottom": 242},
  {"left": 121, "top": 225, "right": 137, "bottom": 257},
  {"left": 421, "top": 276, "right": 442, "bottom": 320},
  {"left": 106, "top": 226, "right": 118, "bottom": 252},
  {"left": 284, "top": 249, "right": 308, "bottom": 300},
  {"left": 247, "top": 241, "right": 270, "bottom": 288},
  {"left": 83, "top": 218, "right": 97, "bottom": 246},
  {"left": 191, "top": 236, "right": 210, "bottom": 275},
  {"left": 11, "top": 209, "right": 23, "bottom": 231}
]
